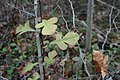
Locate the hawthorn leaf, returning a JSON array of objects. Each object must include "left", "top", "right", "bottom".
[
  {"left": 55, "top": 32, "right": 67, "bottom": 50},
  {"left": 28, "top": 78, "right": 32, "bottom": 80},
  {"left": 57, "top": 42, "right": 67, "bottom": 50},
  {"left": 16, "top": 20, "right": 35, "bottom": 36},
  {"left": 56, "top": 32, "right": 62, "bottom": 39},
  {"left": 23, "top": 62, "right": 38, "bottom": 74},
  {"left": 44, "top": 51, "right": 57, "bottom": 67},
  {"left": 51, "top": 32, "right": 79, "bottom": 50},
  {"left": 42, "top": 24, "right": 57, "bottom": 35},
  {"left": 35, "top": 17, "right": 58, "bottom": 35},
  {"left": 32, "top": 72, "right": 40, "bottom": 80},
  {"left": 35, "top": 22, "right": 44, "bottom": 28},
  {"left": 63, "top": 32, "right": 79, "bottom": 45},
  {"left": 47, "top": 17, "right": 58, "bottom": 23},
  {"left": 48, "top": 50, "right": 57, "bottom": 59}
]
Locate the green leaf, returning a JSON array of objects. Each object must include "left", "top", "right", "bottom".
[
  {"left": 57, "top": 42, "right": 67, "bottom": 50},
  {"left": 87, "top": 53, "right": 93, "bottom": 62},
  {"left": 28, "top": 78, "right": 33, "bottom": 80},
  {"left": 48, "top": 50, "right": 57, "bottom": 59},
  {"left": 16, "top": 20, "right": 35, "bottom": 36},
  {"left": 28, "top": 72, "right": 40, "bottom": 80},
  {"left": 63, "top": 32, "right": 79, "bottom": 45},
  {"left": 56, "top": 32, "right": 62, "bottom": 39},
  {"left": 51, "top": 32, "right": 79, "bottom": 50},
  {"left": 35, "top": 17, "right": 58, "bottom": 35},
  {"left": 35, "top": 22, "right": 44, "bottom": 28},
  {"left": 32, "top": 72, "right": 40, "bottom": 80},
  {"left": 44, "top": 51, "right": 57, "bottom": 67},
  {"left": 23, "top": 62, "right": 38, "bottom": 74},
  {"left": 47, "top": 17, "right": 58, "bottom": 23}
]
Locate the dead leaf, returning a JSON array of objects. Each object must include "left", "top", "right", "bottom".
[
  {"left": 93, "top": 50, "right": 108, "bottom": 79},
  {"left": 59, "top": 58, "right": 67, "bottom": 67}
]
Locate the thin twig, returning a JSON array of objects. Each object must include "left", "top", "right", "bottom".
[
  {"left": 102, "top": 6, "right": 113, "bottom": 50},
  {"left": 48, "top": 0, "right": 60, "bottom": 16},
  {"left": 0, "top": 76, "right": 8, "bottom": 80},
  {"left": 56, "top": 4, "right": 70, "bottom": 32},
  {"left": 78, "top": 43, "right": 91, "bottom": 80},
  {"left": 113, "top": 12, "right": 120, "bottom": 32},
  {"left": 96, "top": 0, "right": 120, "bottom": 12},
  {"left": 5, "top": 2, "right": 35, "bottom": 16},
  {"left": 68, "top": 0, "right": 76, "bottom": 28}
]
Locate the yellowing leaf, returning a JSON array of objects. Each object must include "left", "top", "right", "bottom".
[
  {"left": 44, "top": 51, "right": 57, "bottom": 67},
  {"left": 42, "top": 24, "right": 57, "bottom": 35},
  {"left": 16, "top": 21, "right": 35, "bottom": 36},
  {"left": 47, "top": 17, "right": 58, "bottom": 23},
  {"left": 51, "top": 32, "right": 79, "bottom": 50},
  {"left": 55, "top": 32, "right": 67, "bottom": 50},
  {"left": 35, "top": 22, "right": 44, "bottom": 28},
  {"left": 35, "top": 17, "right": 58, "bottom": 35},
  {"left": 48, "top": 50, "right": 57, "bottom": 59},
  {"left": 32, "top": 72, "right": 40, "bottom": 80},
  {"left": 28, "top": 78, "right": 32, "bottom": 80},
  {"left": 57, "top": 42, "right": 67, "bottom": 50},
  {"left": 23, "top": 62, "right": 38, "bottom": 74},
  {"left": 63, "top": 32, "right": 79, "bottom": 45},
  {"left": 93, "top": 50, "right": 109, "bottom": 79},
  {"left": 56, "top": 32, "right": 62, "bottom": 39}
]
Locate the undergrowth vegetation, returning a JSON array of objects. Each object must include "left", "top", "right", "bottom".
[{"left": 0, "top": 0, "right": 120, "bottom": 80}]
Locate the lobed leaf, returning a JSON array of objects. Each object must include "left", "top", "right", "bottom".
[
  {"left": 23, "top": 62, "right": 38, "bottom": 74},
  {"left": 93, "top": 50, "right": 109, "bottom": 79},
  {"left": 44, "top": 51, "right": 57, "bottom": 67},
  {"left": 35, "top": 17, "right": 58, "bottom": 35},
  {"left": 16, "top": 21, "right": 35, "bottom": 36},
  {"left": 35, "top": 22, "right": 44, "bottom": 28},
  {"left": 32, "top": 72, "right": 40, "bottom": 80},
  {"left": 51, "top": 32, "right": 79, "bottom": 50},
  {"left": 63, "top": 32, "right": 79, "bottom": 45},
  {"left": 47, "top": 17, "right": 58, "bottom": 24}
]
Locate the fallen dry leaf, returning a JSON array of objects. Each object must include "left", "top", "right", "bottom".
[
  {"left": 59, "top": 57, "right": 67, "bottom": 67},
  {"left": 93, "top": 50, "right": 108, "bottom": 79}
]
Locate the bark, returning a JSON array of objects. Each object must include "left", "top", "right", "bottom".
[{"left": 85, "top": 0, "right": 94, "bottom": 54}]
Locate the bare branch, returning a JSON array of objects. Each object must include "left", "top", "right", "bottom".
[
  {"left": 97, "top": 0, "right": 120, "bottom": 12},
  {"left": 34, "top": 0, "right": 44, "bottom": 80},
  {"left": 56, "top": 4, "right": 69, "bottom": 31},
  {"left": 113, "top": 12, "right": 120, "bottom": 32},
  {"left": 78, "top": 43, "right": 91, "bottom": 79},
  {"left": 5, "top": 2, "right": 35, "bottom": 17},
  {"left": 102, "top": 6, "right": 113, "bottom": 50},
  {"left": 68, "top": 0, "right": 75, "bottom": 28}
]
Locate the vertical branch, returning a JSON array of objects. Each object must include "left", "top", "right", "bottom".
[
  {"left": 85, "top": 0, "right": 94, "bottom": 53},
  {"left": 34, "top": 0, "right": 44, "bottom": 80},
  {"left": 68, "top": 0, "right": 75, "bottom": 28}
]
